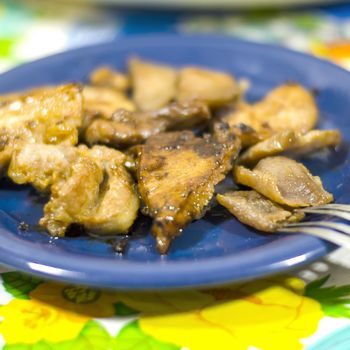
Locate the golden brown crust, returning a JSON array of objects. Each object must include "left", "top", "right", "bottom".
[
  {"left": 89, "top": 66, "right": 130, "bottom": 91},
  {"left": 0, "top": 84, "right": 83, "bottom": 174},
  {"left": 217, "top": 191, "right": 304, "bottom": 232},
  {"left": 177, "top": 67, "right": 238, "bottom": 107},
  {"left": 239, "top": 129, "right": 342, "bottom": 165},
  {"left": 83, "top": 85, "right": 135, "bottom": 119},
  {"left": 8, "top": 143, "right": 139, "bottom": 237},
  {"left": 224, "top": 83, "right": 318, "bottom": 140},
  {"left": 235, "top": 156, "right": 333, "bottom": 207},
  {"left": 84, "top": 100, "right": 211, "bottom": 148},
  {"left": 138, "top": 126, "right": 240, "bottom": 253},
  {"left": 129, "top": 58, "right": 177, "bottom": 111}
]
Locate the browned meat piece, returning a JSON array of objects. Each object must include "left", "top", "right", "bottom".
[
  {"left": 74, "top": 146, "right": 139, "bottom": 235},
  {"left": 230, "top": 123, "right": 263, "bottom": 148},
  {"left": 235, "top": 156, "right": 333, "bottom": 207},
  {"left": 239, "top": 131, "right": 297, "bottom": 165},
  {"left": 138, "top": 125, "right": 240, "bottom": 253},
  {"left": 40, "top": 154, "right": 103, "bottom": 237},
  {"left": 8, "top": 143, "right": 139, "bottom": 236},
  {"left": 129, "top": 58, "right": 177, "bottom": 111},
  {"left": 289, "top": 129, "right": 341, "bottom": 156},
  {"left": 0, "top": 84, "right": 83, "bottom": 147},
  {"left": 217, "top": 191, "right": 304, "bottom": 232},
  {"left": 8, "top": 143, "right": 77, "bottom": 192},
  {"left": 239, "top": 129, "right": 341, "bottom": 165},
  {"left": 124, "top": 145, "right": 142, "bottom": 176},
  {"left": 83, "top": 85, "right": 135, "bottom": 119},
  {"left": 89, "top": 66, "right": 130, "bottom": 91},
  {"left": 177, "top": 67, "right": 238, "bottom": 107},
  {"left": 224, "top": 83, "right": 318, "bottom": 139},
  {"left": 84, "top": 100, "right": 211, "bottom": 148},
  {"left": 0, "top": 84, "right": 83, "bottom": 173}
]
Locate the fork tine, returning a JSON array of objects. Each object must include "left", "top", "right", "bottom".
[
  {"left": 303, "top": 204, "right": 350, "bottom": 213},
  {"left": 322, "top": 204, "right": 350, "bottom": 212},
  {"left": 284, "top": 221, "right": 350, "bottom": 235},
  {"left": 300, "top": 209, "right": 350, "bottom": 221},
  {"left": 278, "top": 226, "right": 350, "bottom": 249}
]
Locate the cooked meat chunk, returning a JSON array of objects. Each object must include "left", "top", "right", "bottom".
[
  {"left": 86, "top": 144, "right": 126, "bottom": 166},
  {"left": 223, "top": 101, "right": 273, "bottom": 141},
  {"left": 72, "top": 146, "right": 139, "bottom": 235},
  {"left": 129, "top": 58, "right": 177, "bottom": 111},
  {"left": 84, "top": 100, "right": 211, "bottom": 148},
  {"left": 89, "top": 66, "right": 130, "bottom": 91},
  {"left": 217, "top": 191, "right": 304, "bottom": 232},
  {"left": 239, "top": 131, "right": 297, "bottom": 165},
  {"left": 230, "top": 123, "right": 263, "bottom": 148},
  {"left": 239, "top": 129, "right": 341, "bottom": 165},
  {"left": 235, "top": 156, "right": 333, "bottom": 207},
  {"left": 0, "top": 148, "right": 12, "bottom": 176},
  {"left": 224, "top": 83, "right": 318, "bottom": 138},
  {"left": 40, "top": 154, "right": 103, "bottom": 237},
  {"left": 8, "top": 143, "right": 139, "bottom": 236},
  {"left": 289, "top": 129, "right": 341, "bottom": 156},
  {"left": 177, "top": 67, "right": 238, "bottom": 107},
  {"left": 138, "top": 125, "right": 240, "bottom": 253},
  {"left": 0, "top": 84, "right": 83, "bottom": 147},
  {"left": 0, "top": 84, "right": 83, "bottom": 173},
  {"left": 8, "top": 143, "right": 77, "bottom": 192},
  {"left": 124, "top": 145, "right": 142, "bottom": 176},
  {"left": 83, "top": 85, "right": 135, "bottom": 119}
]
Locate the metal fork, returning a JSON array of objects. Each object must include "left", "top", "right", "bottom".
[{"left": 278, "top": 204, "right": 350, "bottom": 248}]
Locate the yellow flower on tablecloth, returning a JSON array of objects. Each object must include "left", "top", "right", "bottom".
[
  {"left": 0, "top": 281, "right": 119, "bottom": 345},
  {"left": 310, "top": 40, "right": 350, "bottom": 70},
  {"left": 0, "top": 297, "right": 87, "bottom": 344},
  {"left": 29, "top": 282, "right": 119, "bottom": 318},
  {"left": 120, "top": 277, "right": 324, "bottom": 350}
]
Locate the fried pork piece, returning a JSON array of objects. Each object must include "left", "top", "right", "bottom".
[
  {"left": 89, "top": 66, "right": 130, "bottom": 91},
  {"left": 8, "top": 144, "right": 139, "bottom": 237},
  {"left": 69, "top": 145, "right": 139, "bottom": 235},
  {"left": 217, "top": 191, "right": 304, "bottom": 232},
  {"left": 224, "top": 83, "right": 318, "bottom": 139},
  {"left": 41, "top": 154, "right": 103, "bottom": 237},
  {"left": 138, "top": 125, "right": 240, "bottom": 253},
  {"left": 83, "top": 85, "right": 135, "bottom": 119},
  {"left": 289, "top": 129, "right": 341, "bottom": 156},
  {"left": 8, "top": 143, "right": 77, "bottom": 191},
  {"left": 124, "top": 145, "right": 142, "bottom": 176},
  {"left": 230, "top": 123, "right": 263, "bottom": 148},
  {"left": 177, "top": 67, "right": 238, "bottom": 107},
  {"left": 129, "top": 58, "right": 177, "bottom": 111},
  {"left": 239, "top": 131, "right": 297, "bottom": 165},
  {"left": 235, "top": 156, "right": 333, "bottom": 207},
  {"left": 0, "top": 84, "right": 82, "bottom": 146},
  {"left": 239, "top": 129, "right": 341, "bottom": 165},
  {"left": 0, "top": 84, "right": 83, "bottom": 174},
  {"left": 84, "top": 100, "right": 211, "bottom": 148}
]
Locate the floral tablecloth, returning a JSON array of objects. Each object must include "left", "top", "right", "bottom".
[{"left": 1, "top": 1, "right": 350, "bottom": 349}]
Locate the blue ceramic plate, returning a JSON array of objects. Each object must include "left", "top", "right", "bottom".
[{"left": 0, "top": 34, "right": 348, "bottom": 290}]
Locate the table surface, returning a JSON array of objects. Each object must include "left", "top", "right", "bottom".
[{"left": 1, "top": 1, "right": 350, "bottom": 349}]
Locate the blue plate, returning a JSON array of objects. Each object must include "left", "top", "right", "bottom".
[{"left": 0, "top": 34, "right": 348, "bottom": 290}]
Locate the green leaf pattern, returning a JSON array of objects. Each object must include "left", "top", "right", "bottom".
[
  {"left": 305, "top": 274, "right": 350, "bottom": 318},
  {"left": 115, "top": 321, "right": 180, "bottom": 350},
  {"left": 2, "top": 272, "right": 42, "bottom": 299},
  {"left": 3, "top": 320, "right": 180, "bottom": 350}
]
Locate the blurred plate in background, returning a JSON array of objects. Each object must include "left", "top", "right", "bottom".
[{"left": 70, "top": 0, "right": 346, "bottom": 9}]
